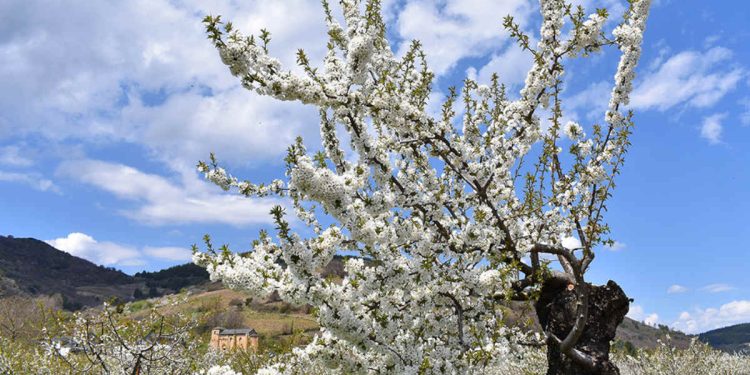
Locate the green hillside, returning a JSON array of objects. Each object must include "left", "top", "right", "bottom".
[{"left": 699, "top": 323, "right": 750, "bottom": 353}]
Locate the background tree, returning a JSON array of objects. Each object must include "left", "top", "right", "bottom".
[
  {"left": 44, "top": 302, "right": 202, "bottom": 374},
  {"left": 195, "top": 0, "right": 651, "bottom": 373},
  {"left": 0, "top": 295, "right": 59, "bottom": 342}
]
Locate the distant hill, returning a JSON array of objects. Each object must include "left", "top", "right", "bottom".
[
  {"left": 135, "top": 263, "right": 209, "bottom": 292},
  {"left": 0, "top": 235, "right": 137, "bottom": 309},
  {"left": 615, "top": 317, "right": 693, "bottom": 350},
  {"left": 699, "top": 323, "right": 750, "bottom": 353},
  {"left": 0, "top": 235, "right": 360, "bottom": 311},
  {"left": 0, "top": 236, "right": 212, "bottom": 309}
]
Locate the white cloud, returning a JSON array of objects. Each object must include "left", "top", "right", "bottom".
[
  {"left": 646, "top": 43, "right": 672, "bottom": 72},
  {"left": 0, "top": 0, "right": 532, "bottom": 171},
  {"left": 0, "top": 0, "right": 548, "bottom": 198},
  {"left": 605, "top": 241, "right": 626, "bottom": 251},
  {"left": 628, "top": 304, "right": 645, "bottom": 318},
  {"left": 119, "top": 86, "right": 315, "bottom": 167},
  {"left": 628, "top": 304, "right": 659, "bottom": 327},
  {"left": 0, "top": 0, "right": 536, "bottom": 176},
  {"left": 631, "top": 47, "right": 744, "bottom": 111},
  {"left": 667, "top": 284, "right": 688, "bottom": 294},
  {"left": 700, "top": 113, "right": 725, "bottom": 145},
  {"left": 1, "top": 0, "right": 327, "bottom": 167},
  {"left": 564, "top": 81, "right": 612, "bottom": 122},
  {"left": 394, "top": 0, "right": 534, "bottom": 76},
  {"left": 0, "top": 145, "right": 34, "bottom": 167},
  {"left": 474, "top": 41, "right": 535, "bottom": 90},
  {"left": 739, "top": 97, "right": 750, "bottom": 126},
  {"left": 700, "top": 283, "right": 735, "bottom": 293},
  {"left": 0, "top": 171, "right": 60, "bottom": 193},
  {"left": 562, "top": 236, "right": 582, "bottom": 250},
  {"left": 46, "top": 232, "right": 143, "bottom": 267},
  {"left": 46, "top": 232, "right": 194, "bottom": 267},
  {"left": 673, "top": 300, "right": 750, "bottom": 334},
  {"left": 560, "top": 237, "right": 624, "bottom": 252},
  {"left": 143, "top": 246, "right": 193, "bottom": 262},
  {"left": 56, "top": 159, "right": 279, "bottom": 226},
  {"left": 644, "top": 313, "right": 660, "bottom": 327}
]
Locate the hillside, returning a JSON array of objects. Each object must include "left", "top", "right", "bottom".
[
  {"left": 0, "top": 235, "right": 362, "bottom": 311},
  {"left": 699, "top": 323, "right": 750, "bottom": 353},
  {"left": 615, "top": 316, "right": 693, "bottom": 350},
  {"left": 0, "top": 236, "right": 213, "bottom": 309},
  {"left": 129, "top": 288, "right": 318, "bottom": 346},
  {"left": 0, "top": 235, "right": 139, "bottom": 309},
  {"left": 135, "top": 263, "right": 209, "bottom": 293}
]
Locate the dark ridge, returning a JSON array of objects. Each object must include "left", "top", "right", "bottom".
[
  {"left": 0, "top": 235, "right": 135, "bottom": 309},
  {"left": 135, "top": 263, "right": 209, "bottom": 291},
  {"left": 699, "top": 323, "right": 750, "bottom": 353}
]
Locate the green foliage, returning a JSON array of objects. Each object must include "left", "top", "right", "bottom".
[
  {"left": 270, "top": 206, "right": 292, "bottom": 242},
  {"left": 203, "top": 15, "right": 225, "bottom": 47},
  {"left": 612, "top": 340, "right": 638, "bottom": 357},
  {"left": 133, "top": 288, "right": 144, "bottom": 299},
  {"left": 127, "top": 299, "right": 153, "bottom": 313},
  {"left": 136, "top": 263, "right": 210, "bottom": 292}
]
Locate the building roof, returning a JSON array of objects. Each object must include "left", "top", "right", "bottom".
[{"left": 215, "top": 328, "right": 258, "bottom": 336}]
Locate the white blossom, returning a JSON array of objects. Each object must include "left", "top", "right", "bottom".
[
  {"left": 563, "top": 121, "right": 584, "bottom": 140},
  {"left": 203, "top": 365, "right": 243, "bottom": 375}
]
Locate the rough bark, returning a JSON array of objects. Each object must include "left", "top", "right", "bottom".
[{"left": 536, "top": 279, "right": 630, "bottom": 375}]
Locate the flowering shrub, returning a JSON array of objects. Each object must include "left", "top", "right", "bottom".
[
  {"left": 194, "top": 0, "right": 654, "bottom": 372},
  {"left": 614, "top": 339, "right": 750, "bottom": 375},
  {"left": 27, "top": 301, "right": 203, "bottom": 374}
]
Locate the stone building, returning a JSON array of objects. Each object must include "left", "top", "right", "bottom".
[{"left": 209, "top": 327, "right": 259, "bottom": 351}]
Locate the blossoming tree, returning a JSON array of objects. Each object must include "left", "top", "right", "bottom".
[{"left": 195, "top": 0, "right": 651, "bottom": 373}]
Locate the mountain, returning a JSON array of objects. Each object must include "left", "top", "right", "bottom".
[
  {"left": 0, "top": 235, "right": 213, "bottom": 309},
  {"left": 699, "top": 323, "right": 750, "bottom": 353},
  {"left": 615, "top": 316, "right": 693, "bottom": 350},
  {"left": 135, "top": 263, "right": 209, "bottom": 292},
  {"left": 0, "top": 235, "right": 138, "bottom": 309}
]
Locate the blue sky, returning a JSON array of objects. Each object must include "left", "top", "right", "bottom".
[{"left": 1, "top": 0, "right": 748, "bottom": 334}]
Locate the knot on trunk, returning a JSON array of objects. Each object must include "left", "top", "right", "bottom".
[{"left": 536, "top": 280, "right": 630, "bottom": 375}]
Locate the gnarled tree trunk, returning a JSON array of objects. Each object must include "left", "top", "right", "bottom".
[{"left": 536, "top": 280, "right": 630, "bottom": 375}]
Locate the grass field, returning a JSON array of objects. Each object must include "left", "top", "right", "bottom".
[{"left": 127, "top": 287, "right": 319, "bottom": 350}]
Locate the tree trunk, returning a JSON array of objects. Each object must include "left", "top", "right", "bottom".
[{"left": 535, "top": 280, "right": 630, "bottom": 375}]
